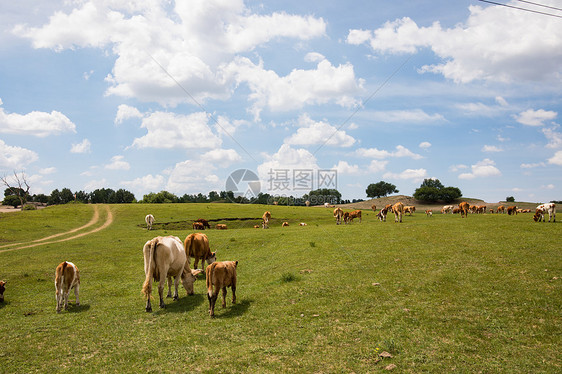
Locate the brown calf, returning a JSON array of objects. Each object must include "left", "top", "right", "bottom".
[
  {"left": 206, "top": 261, "right": 238, "bottom": 317},
  {"left": 215, "top": 224, "right": 227, "bottom": 230},
  {"left": 193, "top": 222, "right": 205, "bottom": 230},
  {"left": 0, "top": 280, "right": 5, "bottom": 303},
  {"left": 55, "top": 261, "right": 80, "bottom": 313}
]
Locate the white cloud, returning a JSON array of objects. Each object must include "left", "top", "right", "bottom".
[
  {"left": 370, "top": 109, "right": 444, "bottom": 123},
  {"left": 284, "top": 114, "right": 356, "bottom": 148},
  {"left": 201, "top": 149, "right": 242, "bottom": 166},
  {"left": 482, "top": 145, "right": 502, "bottom": 153},
  {"left": 449, "top": 164, "right": 468, "bottom": 172},
  {"left": 458, "top": 158, "right": 501, "bottom": 179},
  {"left": 40, "top": 167, "right": 56, "bottom": 175},
  {"left": 115, "top": 104, "right": 143, "bottom": 125},
  {"left": 84, "top": 178, "right": 108, "bottom": 192},
  {"left": 131, "top": 111, "right": 221, "bottom": 150},
  {"left": 70, "top": 139, "right": 91, "bottom": 154},
  {"left": 348, "top": 4, "right": 562, "bottom": 83},
  {"left": 105, "top": 155, "right": 130, "bottom": 170},
  {"left": 356, "top": 145, "right": 422, "bottom": 160},
  {"left": 514, "top": 109, "right": 557, "bottom": 126},
  {"left": 419, "top": 141, "right": 431, "bottom": 149},
  {"left": 520, "top": 162, "right": 545, "bottom": 169},
  {"left": 332, "top": 160, "right": 360, "bottom": 175},
  {"left": 495, "top": 96, "right": 508, "bottom": 107},
  {"left": 542, "top": 184, "right": 555, "bottom": 190},
  {"left": 542, "top": 126, "right": 562, "bottom": 149},
  {"left": 383, "top": 168, "right": 427, "bottom": 182},
  {"left": 165, "top": 160, "right": 220, "bottom": 195},
  {"left": 0, "top": 107, "right": 75, "bottom": 137},
  {"left": 548, "top": 150, "right": 562, "bottom": 165},
  {"left": 368, "top": 160, "right": 388, "bottom": 173},
  {"left": 121, "top": 174, "right": 165, "bottom": 195},
  {"left": 15, "top": 0, "right": 334, "bottom": 111},
  {"left": 0, "top": 139, "right": 38, "bottom": 169}
]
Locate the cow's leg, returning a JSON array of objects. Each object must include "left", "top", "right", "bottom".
[
  {"left": 221, "top": 287, "right": 227, "bottom": 308},
  {"left": 231, "top": 285, "right": 236, "bottom": 305},
  {"left": 158, "top": 274, "right": 166, "bottom": 309},
  {"left": 208, "top": 292, "right": 217, "bottom": 317},
  {"left": 166, "top": 276, "right": 172, "bottom": 298},
  {"left": 173, "top": 275, "right": 180, "bottom": 300},
  {"left": 74, "top": 283, "right": 80, "bottom": 306},
  {"left": 64, "top": 288, "right": 70, "bottom": 310},
  {"left": 56, "top": 290, "right": 62, "bottom": 313},
  {"left": 194, "top": 257, "right": 200, "bottom": 270}
]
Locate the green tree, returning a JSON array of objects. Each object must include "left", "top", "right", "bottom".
[
  {"left": 413, "top": 186, "right": 441, "bottom": 202},
  {"left": 420, "top": 178, "right": 444, "bottom": 190},
  {"left": 506, "top": 196, "right": 515, "bottom": 202},
  {"left": 1, "top": 172, "right": 31, "bottom": 210},
  {"left": 3, "top": 195, "right": 21, "bottom": 208},
  {"left": 439, "top": 187, "right": 462, "bottom": 203},
  {"left": 60, "top": 188, "right": 74, "bottom": 204},
  {"left": 365, "top": 181, "right": 398, "bottom": 199},
  {"left": 303, "top": 188, "right": 342, "bottom": 205},
  {"left": 413, "top": 179, "right": 462, "bottom": 203},
  {"left": 48, "top": 189, "right": 62, "bottom": 205},
  {"left": 114, "top": 189, "right": 136, "bottom": 203}
]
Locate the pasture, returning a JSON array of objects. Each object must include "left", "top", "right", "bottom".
[{"left": 0, "top": 203, "right": 560, "bottom": 373}]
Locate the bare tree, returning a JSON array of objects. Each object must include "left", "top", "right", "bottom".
[{"left": 1, "top": 171, "right": 31, "bottom": 211}]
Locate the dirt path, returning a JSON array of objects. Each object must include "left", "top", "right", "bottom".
[{"left": 0, "top": 205, "right": 113, "bottom": 253}]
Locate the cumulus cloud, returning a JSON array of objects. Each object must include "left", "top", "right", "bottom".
[
  {"left": 131, "top": 111, "right": 221, "bottom": 150},
  {"left": 121, "top": 174, "right": 165, "bottom": 195},
  {"left": 548, "top": 150, "right": 562, "bottom": 165},
  {"left": 39, "top": 167, "right": 56, "bottom": 174},
  {"left": 332, "top": 160, "right": 360, "bottom": 175},
  {"left": 482, "top": 145, "right": 502, "bottom": 153},
  {"left": 0, "top": 106, "right": 75, "bottom": 137},
  {"left": 368, "top": 160, "right": 388, "bottom": 173},
  {"left": 356, "top": 145, "right": 422, "bottom": 160},
  {"left": 419, "top": 141, "right": 431, "bottom": 149},
  {"left": 369, "top": 109, "right": 444, "bottom": 123},
  {"left": 514, "top": 109, "right": 557, "bottom": 126},
  {"left": 70, "top": 139, "right": 91, "bottom": 154},
  {"left": 520, "top": 162, "right": 545, "bottom": 168},
  {"left": 458, "top": 158, "right": 501, "bottom": 179},
  {"left": 201, "top": 149, "right": 242, "bottom": 166},
  {"left": 284, "top": 114, "right": 356, "bottom": 147},
  {"left": 383, "top": 168, "right": 427, "bottom": 182},
  {"left": 347, "top": 4, "right": 562, "bottom": 83},
  {"left": 165, "top": 159, "right": 220, "bottom": 195},
  {"left": 542, "top": 126, "right": 562, "bottom": 149},
  {"left": 14, "top": 0, "right": 360, "bottom": 117},
  {"left": 0, "top": 139, "right": 38, "bottom": 169},
  {"left": 449, "top": 164, "right": 468, "bottom": 172},
  {"left": 105, "top": 155, "right": 130, "bottom": 170},
  {"left": 115, "top": 104, "right": 143, "bottom": 124}
]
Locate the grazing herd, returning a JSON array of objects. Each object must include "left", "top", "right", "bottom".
[{"left": 0, "top": 201, "right": 555, "bottom": 314}]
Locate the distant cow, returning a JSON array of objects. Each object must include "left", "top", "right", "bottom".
[
  {"left": 196, "top": 218, "right": 211, "bottom": 229},
  {"left": 497, "top": 205, "right": 505, "bottom": 214},
  {"left": 333, "top": 208, "right": 343, "bottom": 225},
  {"left": 299, "top": 222, "right": 307, "bottom": 226},
  {"left": 145, "top": 214, "right": 155, "bottom": 230},
  {"left": 206, "top": 261, "right": 238, "bottom": 317},
  {"left": 215, "top": 224, "right": 227, "bottom": 230},
  {"left": 55, "top": 261, "right": 80, "bottom": 313},
  {"left": 533, "top": 203, "right": 556, "bottom": 222},
  {"left": 262, "top": 211, "right": 271, "bottom": 229},
  {"left": 377, "top": 206, "right": 389, "bottom": 222},
  {"left": 342, "top": 211, "right": 350, "bottom": 224},
  {"left": 425, "top": 209, "right": 433, "bottom": 217},
  {"left": 441, "top": 205, "right": 454, "bottom": 214},
  {"left": 184, "top": 233, "right": 216, "bottom": 270},
  {"left": 142, "top": 236, "right": 203, "bottom": 312},
  {"left": 476, "top": 205, "right": 486, "bottom": 214},
  {"left": 282, "top": 222, "right": 289, "bottom": 227},
  {"left": 348, "top": 210, "right": 362, "bottom": 223},
  {"left": 459, "top": 202, "right": 470, "bottom": 218},
  {"left": 371, "top": 204, "right": 376, "bottom": 212},
  {"left": 507, "top": 206, "right": 518, "bottom": 215},
  {"left": 404, "top": 206, "right": 416, "bottom": 216},
  {"left": 253, "top": 225, "right": 260, "bottom": 228},
  {"left": 0, "top": 280, "right": 5, "bottom": 303},
  {"left": 193, "top": 222, "right": 205, "bottom": 230},
  {"left": 392, "top": 202, "right": 405, "bottom": 223}
]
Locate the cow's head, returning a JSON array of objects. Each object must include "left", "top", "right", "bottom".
[
  {"left": 206, "top": 251, "right": 217, "bottom": 265},
  {"left": 181, "top": 269, "right": 203, "bottom": 295},
  {"left": 533, "top": 212, "right": 541, "bottom": 222},
  {"left": 0, "top": 280, "right": 5, "bottom": 302}
]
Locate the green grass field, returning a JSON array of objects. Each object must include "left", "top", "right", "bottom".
[{"left": 0, "top": 203, "right": 560, "bottom": 373}]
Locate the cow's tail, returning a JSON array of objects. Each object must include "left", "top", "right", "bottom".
[
  {"left": 206, "top": 262, "right": 216, "bottom": 298},
  {"left": 142, "top": 238, "right": 158, "bottom": 299},
  {"left": 184, "top": 234, "right": 193, "bottom": 265}
]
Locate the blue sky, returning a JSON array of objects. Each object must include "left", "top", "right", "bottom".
[{"left": 1, "top": 0, "right": 561, "bottom": 203}]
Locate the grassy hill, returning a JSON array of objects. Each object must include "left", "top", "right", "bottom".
[{"left": 0, "top": 203, "right": 560, "bottom": 372}]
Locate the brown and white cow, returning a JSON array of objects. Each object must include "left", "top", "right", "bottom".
[
  {"left": 55, "top": 261, "right": 80, "bottom": 313},
  {"left": 533, "top": 203, "right": 556, "bottom": 222},
  {"left": 0, "top": 280, "right": 6, "bottom": 303},
  {"left": 299, "top": 222, "right": 307, "bottom": 226},
  {"left": 343, "top": 211, "right": 350, "bottom": 224},
  {"left": 392, "top": 202, "right": 405, "bottom": 223},
  {"left": 507, "top": 206, "right": 518, "bottom": 215},
  {"left": 206, "top": 260, "right": 238, "bottom": 317},
  {"left": 348, "top": 210, "right": 362, "bottom": 223},
  {"left": 142, "top": 236, "right": 203, "bottom": 312},
  {"left": 282, "top": 221, "right": 289, "bottom": 227},
  {"left": 184, "top": 233, "right": 216, "bottom": 270},
  {"left": 377, "top": 206, "right": 389, "bottom": 222},
  {"left": 441, "top": 205, "right": 454, "bottom": 214},
  {"left": 425, "top": 209, "right": 433, "bottom": 217},
  {"left": 459, "top": 202, "right": 470, "bottom": 218},
  {"left": 262, "top": 211, "right": 271, "bottom": 229},
  {"left": 497, "top": 205, "right": 505, "bottom": 214},
  {"left": 333, "top": 207, "right": 343, "bottom": 225},
  {"left": 404, "top": 206, "right": 416, "bottom": 216},
  {"left": 215, "top": 224, "right": 227, "bottom": 230},
  {"left": 193, "top": 222, "right": 205, "bottom": 230},
  {"left": 145, "top": 214, "right": 155, "bottom": 230}
]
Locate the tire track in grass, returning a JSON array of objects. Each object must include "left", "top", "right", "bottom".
[{"left": 0, "top": 205, "right": 113, "bottom": 253}]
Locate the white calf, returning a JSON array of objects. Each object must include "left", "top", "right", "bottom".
[
  {"left": 55, "top": 261, "right": 80, "bottom": 313},
  {"left": 145, "top": 214, "right": 155, "bottom": 230}
]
